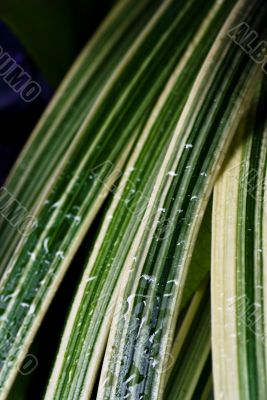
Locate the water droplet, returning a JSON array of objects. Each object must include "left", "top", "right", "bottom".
[
  {"left": 43, "top": 238, "right": 49, "bottom": 253},
  {"left": 167, "top": 171, "right": 177, "bottom": 177},
  {"left": 56, "top": 251, "right": 65, "bottom": 260},
  {"left": 87, "top": 276, "right": 97, "bottom": 282},
  {"left": 50, "top": 201, "right": 62, "bottom": 209},
  {"left": 28, "top": 251, "right": 36, "bottom": 261}
]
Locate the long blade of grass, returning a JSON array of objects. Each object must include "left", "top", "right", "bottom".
[{"left": 211, "top": 77, "right": 267, "bottom": 399}]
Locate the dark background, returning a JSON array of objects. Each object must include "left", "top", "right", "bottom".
[
  {"left": 0, "top": 20, "right": 53, "bottom": 186},
  {"left": 0, "top": 0, "right": 115, "bottom": 185}
]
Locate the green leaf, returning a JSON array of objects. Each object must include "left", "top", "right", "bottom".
[
  {"left": 211, "top": 77, "right": 267, "bottom": 399},
  {"left": 44, "top": 1, "right": 237, "bottom": 398},
  {"left": 95, "top": 1, "right": 267, "bottom": 399},
  {"left": 0, "top": 0, "right": 266, "bottom": 398},
  {"left": 0, "top": 0, "right": 199, "bottom": 396},
  {"left": 0, "top": 0, "right": 160, "bottom": 274},
  {"left": 0, "top": 1, "right": 230, "bottom": 397},
  {"left": 43, "top": 3, "right": 248, "bottom": 398}
]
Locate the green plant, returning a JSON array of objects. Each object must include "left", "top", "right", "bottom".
[{"left": 0, "top": 0, "right": 266, "bottom": 399}]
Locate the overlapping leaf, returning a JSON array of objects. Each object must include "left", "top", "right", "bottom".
[
  {"left": 0, "top": 0, "right": 212, "bottom": 396},
  {"left": 44, "top": 1, "right": 228, "bottom": 396},
  {"left": 96, "top": 1, "right": 267, "bottom": 399},
  {"left": 0, "top": 0, "right": 266, "bottom": 399},
  {"left": 0, "top": 0, "right": 236, "bottom": 396}
]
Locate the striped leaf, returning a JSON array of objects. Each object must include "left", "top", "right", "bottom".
[
  {"left": 0, "top": 0, "right": 161, "bottom": 275},
  {"left": 0, "top": 0, "right": 266, "bottom": 398},
  {"left": 96, "top": 1, "right": 267, "bottom": 399},
  {"left": 0, "top": 0, "right": 213, "bottom": 395},
  {"left": 45, "top": 0, "right": 226, "bottom": 398},
  {"left": 212, "top": 77, "right": 267, "bottom": 399}
]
